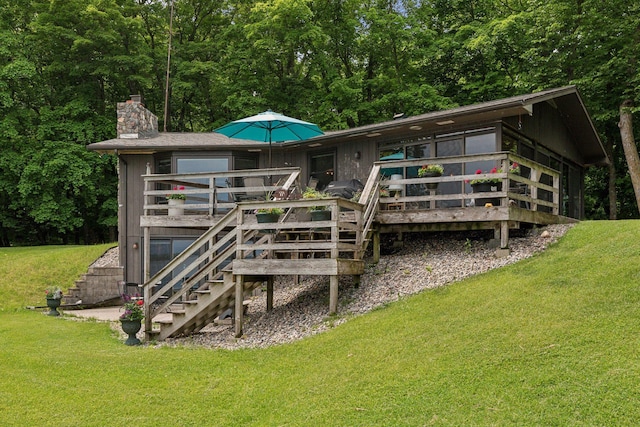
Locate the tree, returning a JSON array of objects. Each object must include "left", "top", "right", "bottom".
[{"left": 619, "top": 101, "right": 640, "bottom": 212}]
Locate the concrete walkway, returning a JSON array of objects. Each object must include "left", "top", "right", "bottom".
[
  {"left": 64, "top": 306, "right": 122, "bottom": 321},
  {"left": 63, "top": 306, "right": 172, "bottom": 323}
]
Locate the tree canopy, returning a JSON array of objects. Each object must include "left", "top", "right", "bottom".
[{"left": 1, "top": 0, "right": 638, "bottom": 245}]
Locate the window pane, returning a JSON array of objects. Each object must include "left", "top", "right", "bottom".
[
  {"left": 150, "top": 239, "right": 171, "bottom": 285},
  {"left": 436, "top": 139, "right": 463, "bottom": 207},
  {"left": 465, "top": 133, "right": 496, "bottom": 155},
  {"left": 406, "top": 143, "right": 431, "bottom": 179},
  {"left": 406, "top": 143, "right": 430, "bottom": 159},
  {"left": 310, "top": 152, "right": 335, "bottom": 189},
  {"left": 177, "top": 157, "right": 230, "bottom": 204},
  {"left": 233, "top": 157, "right": 258, "bottom": 186},
  {"left": 234, "top": 157, "right": 258, "bottom": 170},
  {"left": 379, "top": 147, "right": 404, "bottom": 178}
]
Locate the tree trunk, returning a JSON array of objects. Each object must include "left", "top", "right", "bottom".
[
  {"left": 619, "top": 100, "right": 640, "bottom": 213},
  {"left": 604, "top": 132, "right": 617, "bottom": 219}
]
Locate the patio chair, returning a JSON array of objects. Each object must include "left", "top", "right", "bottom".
[{"left": 237, "top": 176, "right": 265, "bottom": 201}]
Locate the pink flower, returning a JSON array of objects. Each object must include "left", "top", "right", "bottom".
[
  {"left": 475, "top": 169, "right": 482, "bottom": 174},
  {"left": 490, "top": 167, "right": 498, "bottom": 174}
]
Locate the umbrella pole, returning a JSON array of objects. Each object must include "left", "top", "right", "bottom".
[{"left": 268, "top": 132, "right": 272, "bottom": 184}]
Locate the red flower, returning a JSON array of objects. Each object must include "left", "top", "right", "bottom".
[
  {"left": 475, "top": 169, "right": 482, "bottom": 174},
  {"left": 490, "top": 167, "right": 498, "bottom": 173},
  {"left": 173, "top": 185, "right": 185, "bottom": 191},
  {"left": 136, "top": 300, "right": 144, "bottom": 306}
]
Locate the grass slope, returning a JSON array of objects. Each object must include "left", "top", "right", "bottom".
[{"left": 1, "top": 222, "right": 639, "bottom": 426}]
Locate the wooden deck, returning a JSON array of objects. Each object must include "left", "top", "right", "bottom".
[
  {"left": 360, "top": 152, "right": 573, "bottom": 252},
  {"left": 140, "top": 153, "right": 573, "bottom": 341}
]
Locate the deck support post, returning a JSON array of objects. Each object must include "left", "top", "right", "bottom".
[
  {"left": 234, "top": 274, "right": 244, "bottom": 338},
  {"left": 266, "top": 276, "right": 274, "bottom": 311},
  {"left": 494, "top": 221, "right": 511, "bottom": 257},
  {"left": 373, "top": 231, "right": 380, "bottom": 263},
  {"left": 500, "top": 220, "right": 509, "bottom": 249},
  {"left": 329, "top": 275, "right": 339, "bottom": 315}
]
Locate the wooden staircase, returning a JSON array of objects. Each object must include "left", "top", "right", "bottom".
[
  {"left": 142, "top": 206, "right": 270, "bottom": 340},
  {"left": 149, "top": 271, "right": 266, "bottom": 341},
  {"left": 142, "top": 170, "right": 383, "bottom": 342}
]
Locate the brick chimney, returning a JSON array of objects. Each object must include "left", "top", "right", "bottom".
[{"left": 116, "top": 95, "right": 159, "bottom": 139}]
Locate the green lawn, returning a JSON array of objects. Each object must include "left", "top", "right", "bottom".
[{"left": 1, "top": 221, "right": 639, "bottom": 426}]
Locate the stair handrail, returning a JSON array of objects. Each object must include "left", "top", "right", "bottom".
[
  {"left": 143, "top": 207, "right": 238, "bottom": 328},
  {"left": 357, "top": 164, "right": 382, "bottom": 256},
  {"left": 142, "top": 169, "right": 302, "bottom": 333}
]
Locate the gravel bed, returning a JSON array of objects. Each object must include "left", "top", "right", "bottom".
[
  {"left": 91, "top": 246, "right": 119, "bottom": 268},
  {"left": 153, "top": 223, "right": 572, "bottom": 350}
]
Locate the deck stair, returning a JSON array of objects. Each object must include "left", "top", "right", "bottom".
[
  {"left": 143, "top": 205, "right": 278, "bottom": 340},
  {"left": 142, "top": 169, "right": 317, "bottom": 341},
  {"left": 143, "top": 189, "right": 373, "bottom": 341},
  {"left": 149, "top": 271, "right": 267, "bottom": 340}
]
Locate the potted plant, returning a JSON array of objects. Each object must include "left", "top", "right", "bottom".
[
  {"left": 417, "top": 164, "right": 444, "bottom": 189},
  {"left": 44, "top": 286, "right": 63, "bottom": 316},
  {"left": 303, "top": 188, "right": 332, "bottom": 221},
  {"left": 255, "top": 207, "right": 284, "bottom": 223},
  {"left": 469, "top": 162, "right": 520, "bottom": 206},
  {"left": 119, "top": 294, "right": 144, "bottom": 345},
  {"left": 166, "top": 185, "right": 186, "bottom": 216}
]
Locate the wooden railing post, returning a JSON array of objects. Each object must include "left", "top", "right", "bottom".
[
  {"left": 501, "top": 156, "right": 509, "bottom": 207},
  {"left": 209, "top": 177, "right": 215, "bottom": 216},
  {"left": 553, "top": 174, "right": 560, "bottom": 215}
]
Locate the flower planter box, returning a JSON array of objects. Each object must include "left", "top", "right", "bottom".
[
  {"left": 120, "top": 319, "right": 142, "bottom": 346},
  {"left": 256, "top": 212, "right": 280, "bottom": 233},
  {"left": 472, "top": 182, "right": 502, "bottom": 207}
]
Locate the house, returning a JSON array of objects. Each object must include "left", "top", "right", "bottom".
[{"left": 87, "top": 85, "right": 607, "bottom": 340}]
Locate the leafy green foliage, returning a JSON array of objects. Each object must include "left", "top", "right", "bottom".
[{"left": 0, "top": 0, "right": 638, "bottom": 245}]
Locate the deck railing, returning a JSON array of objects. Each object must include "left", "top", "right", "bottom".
[
  {"left": 142, "top": 166, "right": 302, "bottom": 217},
  {"left": 234, "top": 197, "right": 365, "bottom": 263},
  {"left": 376, "top": 152, "right": 560, "bottom": 214}
]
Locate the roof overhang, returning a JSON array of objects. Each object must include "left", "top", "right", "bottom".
[
  {"left": 302, "top": 86, "right": 607, "bottom": 166},
  {"left": 87, "top": 86, "right": 607, "bottom": 167}
]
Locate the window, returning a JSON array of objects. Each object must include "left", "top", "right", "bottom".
[
  {"left": 309, "top": 151, "right": 335, "bottom": 190},
  {"left": 378, "top": 128, "right": 498, "bottom": 207},
  {"left": 406, "top": 142, "right": 432, "bottom": 179},
  {"left": 232, "top": 156, "right": 258, "bottom": 187},
  {"left": 176, "top": 156, "right": 230, "bottom": 206},
  {"left": 149, "top": 238, "right": 199, "bottom": 289},
  {"left": 436, "top": 138, "right": 463, "bottom": 207}
]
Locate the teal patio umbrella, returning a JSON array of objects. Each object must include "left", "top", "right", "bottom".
[{"left": 214, "top": 110, "right": 324, "bottom": 168}]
